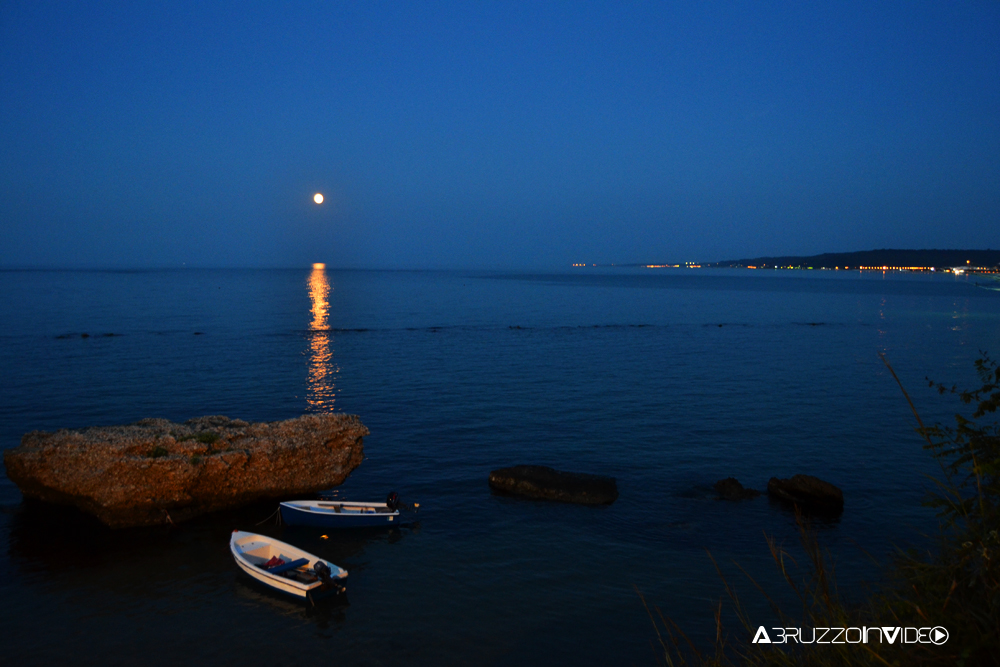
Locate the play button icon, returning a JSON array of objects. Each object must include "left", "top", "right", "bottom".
[{"left": 930, "top": 627, "right": 949, "bottom": 644}]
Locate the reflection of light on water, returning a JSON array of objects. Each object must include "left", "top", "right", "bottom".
[
  {"left": 951, "top": 299, "right": 970, "bottom": 339},
  {"left": 307, "top": 266, "right": 338, "bottom": 411},
  {"left": 309, "top": 266, "right": 330, "bottom": 331},
  {"left": 875, "top": 296, "right": 888, "bottom": 355}
]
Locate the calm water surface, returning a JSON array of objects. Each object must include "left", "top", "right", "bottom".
[{"left": 1, "top": 267, "right": 998, "bottom": 665}]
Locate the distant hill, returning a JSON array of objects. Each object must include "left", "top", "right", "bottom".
[{"left": 705, "top": 249, "right": 1000, "bottom": 269}]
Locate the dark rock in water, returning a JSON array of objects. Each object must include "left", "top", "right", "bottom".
[
  {"left": 4, "top": 414, "right": 368, "bottom": 528},
  {"left": 489, "top": 465, "right": 618, "bottom": 505},
  {"left": 767, "top": 474, "right": 843, "bottom": 514},
  {"left": 714, "top": 477, "right": 761, "bottom": 501}
]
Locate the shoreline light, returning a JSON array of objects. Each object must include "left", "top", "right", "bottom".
[{"left": 313, "top": 193, "right": 324, "bottom": 204}]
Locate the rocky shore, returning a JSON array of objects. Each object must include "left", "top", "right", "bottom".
[
  {"left": 767, "top": 473, "right": 844, "bottom": 514},
  {"left": 4, "top": 414, "right": 368, "bottom": 528},
  {"left": 489, "top": 465, "right": 619, "bottom": 505},
  {"left": 712, "top": 474, "right": 844, "bottom": 515}
]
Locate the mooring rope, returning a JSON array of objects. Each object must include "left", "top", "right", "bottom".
[{"left": 255, "top": 506, "right": 282, "bottom": 526}]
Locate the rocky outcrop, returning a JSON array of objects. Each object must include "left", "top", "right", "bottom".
[
  {"left": 488, "top": 465, "right": 618, "bottom": 505},
  {"left": 767, "top": 474, "right": 843, "bottom": 514},
  {"left": 4, "top": 414, "right": 368, "bottom": 528},
  {"left": 714, "top": 477, "right": 761, "bottom": 501}
]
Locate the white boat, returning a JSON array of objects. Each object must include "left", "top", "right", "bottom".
[
  {"left": 280, "top": 499, "right": 401, "bottom": 527},
  {"left": 229, "top": 530, "right": 347, "bottom": 601}
]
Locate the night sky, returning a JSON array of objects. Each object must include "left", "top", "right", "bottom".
[{"left": 2, "top": 2, "right": 998, "bottom": 269}]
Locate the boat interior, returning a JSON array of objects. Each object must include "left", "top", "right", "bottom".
[
  {"left": 236, "top": 540, "right": 278, "bottom": 564},
  {"left": 237, "top": 541, "right": 318, "bottom": 581},
  {"left": 311, "top": 502, "right": 393, "bottom": 514}
]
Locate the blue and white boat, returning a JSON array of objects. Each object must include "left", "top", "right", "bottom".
[
  {"left": 280, "top": 493, "right": 408, "bottom": 527},
  {"left": 229, "top": 530, "right": 346, "bottom": 601}
]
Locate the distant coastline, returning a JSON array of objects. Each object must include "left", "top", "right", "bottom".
[{"left": 590, "top": 249, "right": 1000, "bottom": 274}]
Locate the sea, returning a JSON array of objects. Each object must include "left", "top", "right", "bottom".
[{"left": 1, "top": 266, "right": 997, "bottom": 665}]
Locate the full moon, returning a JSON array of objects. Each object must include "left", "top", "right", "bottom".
[{"left": 313, "top": 193, "right": 324, "bottom": 204}]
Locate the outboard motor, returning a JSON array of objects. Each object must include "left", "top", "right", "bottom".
[
  {"left": 313, "top": 560, "right": 333, "bottom": 585},
  {"left": 386, "top": 491, "right": 400, "bottom": 511},
  {"left": 313, "top": 560, "right": 344, "bottom": 594}
]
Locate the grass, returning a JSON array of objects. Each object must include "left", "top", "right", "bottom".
[{"left": 641, "top": 354, "right": 1000, "bottom": 666}]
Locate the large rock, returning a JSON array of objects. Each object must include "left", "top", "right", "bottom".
[
  {"left": 4, "top": 414, "right": 368, "bottom": 528},
  {"left": 488, "top": 465, "right": 618, "bottom": 505},
  {"left": 767, "top": 474, "right": 843, "bottom": 514}
]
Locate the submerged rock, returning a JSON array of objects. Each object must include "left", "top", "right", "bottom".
[
  {"left": 488, "top": 465, "right": 618, "bottom": 505},
  {"left": 714, "top": 477, "right": 761, "bottom": 501},
  {"left": 4, "top": 414, "right": 368, "bottom": 528},
  {"left": 767, "top": 474, "right": 843, "bottom": 514}
]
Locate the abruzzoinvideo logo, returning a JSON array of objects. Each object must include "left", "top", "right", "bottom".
[{"left": 752, "top": 626, "right": 949, "bottom": 645}]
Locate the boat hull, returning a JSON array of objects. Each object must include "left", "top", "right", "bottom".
[{"left": 280, "top": 501, "right": 400, "bottom": 528}]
